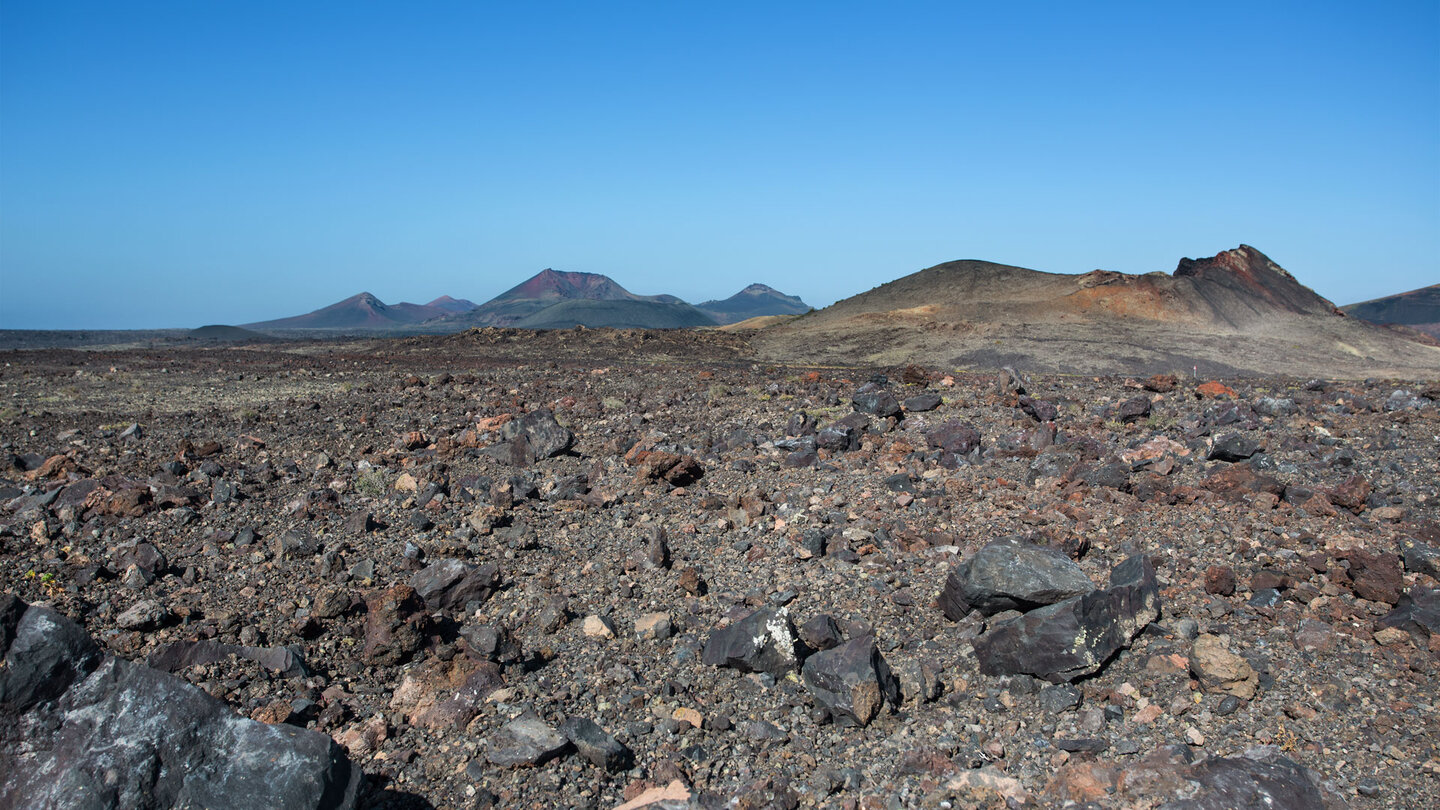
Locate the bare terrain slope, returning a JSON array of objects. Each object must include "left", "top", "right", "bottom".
[
  {"left": 1344, "top": 284, "right": 1440, "bottom": 341},
  {"left": 757, "top": 246, "right": 1440, "bottom": 378}
]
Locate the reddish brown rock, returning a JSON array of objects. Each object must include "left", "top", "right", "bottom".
[
  {"left": 363, "top": 584, "right": 428, "bottom": 666},
  {"left": 1204, "top": 565, "right": 1237, "bottom": 596},
  {"left": 1339, "top": 549, "right": 1403, "bottom": 604},
  {"left": 1326, "top": 475, "right": 1372, "bottom": 513}
]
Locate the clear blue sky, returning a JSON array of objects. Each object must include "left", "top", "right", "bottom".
[{"left": 2, "top": 1, "right": 1436, "bottom": 329}]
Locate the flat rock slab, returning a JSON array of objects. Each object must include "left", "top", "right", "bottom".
[
  {"left": 410, "top": 558, "right": 501, "bottom": 612},
  {"left": 702, "top": 607, "right": 802, "bottom": 677},
  {"left": 148, "top": 639, "right": 309, "bottom": 679},
  {"left": 941, "top": 536, "right": 1095, "bottom": 619},
  {"left": 972, "top": 555, "right": 1160, "bottom": 683},
  {"left": 0, "top": 595, "right": 359, "bottom": 810},
  {"left": 1157, "top": 755, "right": 1324, "bottom": 809},
  {"left": 487, "top": 714, "right": 570, "bottom": 767}
]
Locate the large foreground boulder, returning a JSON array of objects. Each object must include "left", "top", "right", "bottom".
[
  {"left": 0, "top": 594, "right": 359, "bottom": 810},
  {"left": 940, "top": 536, "right": 1094, "bottom": 620},
  {"left": 972, "top": 555, "right": 1160, "bottom": 682}
]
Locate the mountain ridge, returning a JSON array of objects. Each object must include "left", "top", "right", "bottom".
[{"left": 755, "top": 245, "right": 1440, "bottom": 377}]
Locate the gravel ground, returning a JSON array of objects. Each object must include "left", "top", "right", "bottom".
[{"left": 2, "top": 337, "right": 1437, "bottom": 809}]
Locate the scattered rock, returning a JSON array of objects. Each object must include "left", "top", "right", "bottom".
[
  {"left": 800, "top": 635, "right": 900, "bottom": 727},
  {"left": 940, "top": 536, "right": 1094, "bottom": 619},
  {"left": 0, "top": 596, "right": 360, "bottom": 809},
  {"left": 560, "top": 716, "right": 633, "bottom": 772},
  {"left": 486, "top": 713, "right": 570, "bottom": 767},
  {"left": 972, "top": 555, "right": 1160, "bottom": 682},
  {"left": 702, "top": 607, "right": 802, "bottom": 677},
  {"left": 410, "top": 558, "right": 501, "bottom": 612},
  {"left": 1190, "top": 634, "right": 1259, "bottom": 700}
]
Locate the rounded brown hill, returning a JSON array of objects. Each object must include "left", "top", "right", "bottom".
[{"left": 757, "top": 245, "right": 1440, "bottom": 378}]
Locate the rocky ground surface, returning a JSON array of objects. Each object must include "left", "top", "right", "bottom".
[{"left": 1, "top": 335, "right": 1438, "bottom": 809}]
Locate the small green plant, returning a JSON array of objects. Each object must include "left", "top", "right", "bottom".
[{"left": 354, "top": 468, "right": 388, "bottom": 499}]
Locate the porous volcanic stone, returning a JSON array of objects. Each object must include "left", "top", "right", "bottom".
[
  {"left": 488, "top": 408, "right": 574, "bottom": 466},
  {"left": 1208, "top": 433, "right": 1261, "bottom": 462},
  {"left": 560, "top": 716, "right": 633, "bottom": 772},
  {"left": 852, "top": 390, "right": 901, "bottom": 418},
  {"left": 487, "top": 713, "right": 570, "bottom": 767},
  {"left": 1158, "top": 755, "right": 1324, "bottom": 809},
  {"left": 1379, "top": 588, "right": 1440, "bottom": 645}
]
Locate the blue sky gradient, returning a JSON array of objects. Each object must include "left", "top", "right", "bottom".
[{"left": 2, "top": 1, "right": 1436, "bottom": 328}]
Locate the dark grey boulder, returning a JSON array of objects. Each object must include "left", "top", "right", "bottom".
[
  {"left": 1379, "top": 588, "right": 1439, "bottom": 645},
  {"left": 1017, "top": 396, "right": 1058, "bottom": 422},
  {"left": 1158, "top": 755, "right": 1324, "bottom": 810},
  {"left": 924, "top": 421, "right": 982, "bottom": 455},
  {"left": 1028, "top": 450, "right": 1079, "bottom": 484},
  {"left": 487, "top": 713, "right": 570, "bottom": 767},
  {"left": 940, "top": 537, "right": 1094, "bottom": 620},
  {"left": 816, "top": 424, "right": 861, "bottom": 452},
  {"left": 0, "top": 595, "right": 102, "bottom": 712},
  {"left": 800, "top": 635, "right": 899, "bottom": 727},
  {"left": 903, "top": 393, "right": 942, "bottom": 412},
  {"left": 1208, "top": 433, "right": 1262, "bottom": 462},
  {"left": 487, "top": 408, "right": 574, "bottom": 466},
  {"left": 972, "top": 555, "right": 1160, "bottom": 683},
  {"left": 1252, "top": 397, "right": 1298, "bottom": 418},
  {"left": 0, "top": 597, "right": 359, "bottom": 810},
  {"left": 559, "top": 716, "right": 633, "bottom": 772},
  {"left": 410, "top": 559, "right": 501, "bottom": 611},
  {"left": 852, "top": 390, "right": 901, "bottom": 418},
  {"left": 798, "top": 614, "right": 844, "bottom": 651},
  {"left": 702, "top": 607, "right": 802, "bottom": 677},
  {"left": 1116, "top": 396, "right": 1152, "bottom": 423},
  {"left": 1401, "top": 539, "right": 1440, "bottom": 580}
]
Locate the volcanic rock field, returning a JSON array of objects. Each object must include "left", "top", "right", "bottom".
[{"left": 1, "top": 335, "right": 1437, "bottom": 809}]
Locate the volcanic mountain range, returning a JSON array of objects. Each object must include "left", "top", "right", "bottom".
[
  {"left": 244, "top": 272, "right": 808, "bottom": 331},
  {"left": 237, "top": 247, "right": 1437, "bottom": 377},
  {"left": 754, "top": 245, "right": 1440, "bottom": 377}
]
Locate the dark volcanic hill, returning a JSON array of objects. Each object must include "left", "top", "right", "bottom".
[
  {"left": 187, "top": 325, "right": 273, "bottom": 343},
  {"left": 425, "top": 295, "right": 479, "bottom": 314},
  {"left": 513, "top": 299, "right": 718, "bottom": 330},
  {"left": 697, "top": 283, "right": 811, "bottom": 325},
  {"left": 443, "top": 269, "right": 683, "bottom": 328},
  {"left": 756, "top": 245, "right": 1440, "bottom": 378},
  {"left": 245, "top": 292, "right": 455, "bottom": 330},
  {"left": 1343, "top": 284, "right": 1440, "bottom": 340}
]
